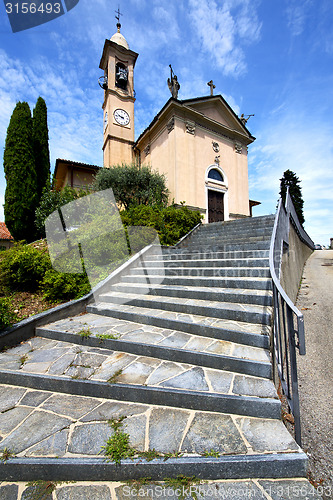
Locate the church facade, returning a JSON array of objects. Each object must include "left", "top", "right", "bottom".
[{"left": 54, "top": 23, "right": 259, "bottom": 223}]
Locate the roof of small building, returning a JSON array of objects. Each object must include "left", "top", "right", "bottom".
[
  {"left": 55, "top": 159, "right": 100, "bottom": 170},
  {"left": 0, "top": 222, "right": 13, "bottom": 241}
]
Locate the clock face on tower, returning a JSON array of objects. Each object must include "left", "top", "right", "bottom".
[{"left": 113, "top": 108, "right": 130, "bottom": 126}]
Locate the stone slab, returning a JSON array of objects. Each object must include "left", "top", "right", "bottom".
[{"left": 181, "top": 413, "right": 247, "bottom": 455}]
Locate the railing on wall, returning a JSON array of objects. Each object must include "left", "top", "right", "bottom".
[{"left": 269, "top": 189, "right": 314, "bottom": 446}]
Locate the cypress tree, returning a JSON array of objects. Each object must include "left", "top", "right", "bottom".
[
  {"left": 3, "top": 102, "right": 38, "bottom": 242},
  {"left": 279, "top": 169, "right": 305, "bottom": 225},
  {"left": 33, "top": 96, "right": 51, "bottom": 199}
]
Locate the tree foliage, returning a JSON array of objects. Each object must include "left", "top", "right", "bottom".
[
  {"left": 93, "top": 163, "right": 169, "bottom": 210},
  {"left": 279, "top": 169, "right": 305, "bottom": 225},
  {"left": 3, "top": 102, "right": 39, "bottom": 242},
  {"left": 33, "top": 97, "right": 51, "bottom": 199},
  {"left": 121, "top": 204, "right": 203, "bottom": 246},
  {"left": 35, "top": 186, "right": 90, "bottom": 236}
]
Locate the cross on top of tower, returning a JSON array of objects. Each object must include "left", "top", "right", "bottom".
[{"left": 115, "top": 5, "right": 123, "bottom": 31}]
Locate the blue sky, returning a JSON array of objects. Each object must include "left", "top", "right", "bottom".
[{"left": 0, "top": 0, "right": 332, "bottom": 245}]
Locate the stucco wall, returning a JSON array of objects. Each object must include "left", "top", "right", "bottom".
[
  {"left": 141, "top": 114, "right": 250, "bottom": 220},
  {"left": 281, "top": 223, "right": 313, "bottom": 302}
]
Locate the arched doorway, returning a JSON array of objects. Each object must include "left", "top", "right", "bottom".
[
  {"left": 208, "top": 189, "right": 225, "bottom": 223},
  {"left": 205, "top": 166, "right": 228, "bottom": 223}
]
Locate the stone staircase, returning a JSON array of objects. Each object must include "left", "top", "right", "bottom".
[{"left": 0, "top": 215, "right": 321, "bottom": 499}]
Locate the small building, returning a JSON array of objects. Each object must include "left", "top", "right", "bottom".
[
  {"left": 53, "top": 159, "right": 100, "bottom": 191},
  {"left": 0, "top": 222, "right": 14, "bottom": 249}
]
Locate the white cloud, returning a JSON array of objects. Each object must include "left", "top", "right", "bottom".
[
  {"left": 188, "top": 0, "right": 261, "bottom": 75},
  {"left": 285, "top": 0, "right": 314, "bottom": 36}
]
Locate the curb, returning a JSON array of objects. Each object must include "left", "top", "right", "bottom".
[{"left": 0, "top": 453, "right": 308, "bottom": 482}]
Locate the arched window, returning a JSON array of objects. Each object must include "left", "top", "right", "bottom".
[
  {"left": 208, "top": 168, "right": 224, "bottom": 183},
  {"left": 115, "top": 62, "right": 128, "bottom": 90}
]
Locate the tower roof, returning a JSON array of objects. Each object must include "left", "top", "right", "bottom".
[{"left": 110, "top": 23, "right": 129, "bottom": 50}]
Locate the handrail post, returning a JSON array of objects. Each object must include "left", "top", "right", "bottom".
[{"left": 287, "top": 306, "right": 302, "bottom": 446}]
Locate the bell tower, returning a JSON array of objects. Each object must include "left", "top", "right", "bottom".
[{"left": 99, "top": 16, "right": 138, "bottom": 167}]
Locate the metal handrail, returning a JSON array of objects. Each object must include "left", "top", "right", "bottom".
[{"left": 269, "top": 190, "right": 314, "bottom": 445}]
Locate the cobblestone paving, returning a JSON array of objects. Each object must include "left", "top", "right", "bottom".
[
  {"left": 99, "top": 291, "right": 271, "bottom": 324},
  {"left": 0, "top": 336, "right": 275, "bottom": 397},
  {"left": 38, "top": 314, "right": 271, "bottom": 362},
  {"left": 0, "top": 478, "right": 324, "bottom": 499},
  {"left": 0, "top": 384, "right": 296, "bottom": 458},
  {"left": 89, "top": 302, "right": 270, "bottom": 335}
]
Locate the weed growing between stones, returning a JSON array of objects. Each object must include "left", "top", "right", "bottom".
[
  {"left": 19, "top": 354, "right": 28, "bottom": 366},
  {"left": 137, "top": 449, "right": 163, "bottom": 461},
  {"left": 24, "top": 480, "right": 75, "bottom": 500},
  {"left": 163, "top": 475, "right": 203, "bottom": 500},
  {"left": 107, "top": 369, "right": 123, "bottom": 383},
  {"left": 96, "top": 332, "right": 120, "bottom": 341},
  {"left": 24, "top": 480, "right": 58, "bottom": 500},
  {"left": 125, "top": 477, "right": 156, "bottom": 492},
  {"left": 77, "top": 327, "right": 92, "bottom": 338},
  {"left": 101, "top": 417, "right": 188, "bottom": 465},
  {"left": 101, "top": 416, "right": 135, "bottom": 465},
  {"left": 0, "top": 447, "right": 14, "bottom": 463},
  {"left": 202, "top": 449, "right": 220, "bottom": 457},
  {"left": 163, "top": 451, "right": 184, "bottom": 461}
]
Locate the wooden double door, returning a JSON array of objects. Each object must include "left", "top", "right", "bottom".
[{"left": 208, "top": 189, "right": 224, "bottom": 223}]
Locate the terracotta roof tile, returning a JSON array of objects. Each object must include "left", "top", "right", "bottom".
[{"left": 0, "top": 222, "right": 14, "bottom": 240}]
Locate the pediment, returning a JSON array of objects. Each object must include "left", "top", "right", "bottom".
[{"left": 183, "top": 96, "right": 252, "bottom": 139}]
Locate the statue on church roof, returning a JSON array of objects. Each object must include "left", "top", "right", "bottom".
[
  {"left": 240, "top": 113, "right": 255, "bottom": 125},
  {"left": 168, "top": 65, "right": 180, "bottom": 99}
]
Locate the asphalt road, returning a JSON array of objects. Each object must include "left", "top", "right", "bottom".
[{"left": 296, "top": 250, "right": 333, "bottom": 500}]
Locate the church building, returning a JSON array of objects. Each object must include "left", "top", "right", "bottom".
[{"left": 54, "top": 21, "right": 259, "bottom": 223}]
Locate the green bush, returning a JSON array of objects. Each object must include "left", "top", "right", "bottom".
[
  {"left": 0, "top": 243, "right": 51, "bottom": 292},
  {"left": 0, "top": 298, "right": 18, "bottom": 330},
  {"left": 121, "top": 204, "right": 202, "bottom": 246},
  {"left": 93, "top": 163, "right": 169, "bottom": 210},
  {"left": 160, "top": 205, "right": 203, "bottom": 245},
  {"left": 41, "top": 269, "right": 91, "bottom": 302},
  {"left": 0, "top": 241, "right": 90, "bottom": 303}
]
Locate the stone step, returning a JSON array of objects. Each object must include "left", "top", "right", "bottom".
[
  {"left": 186, "top": 236, "right": 272, "bottom": 247},
  {"left": 159, "top": 249, "right": 270, "bottom": 259},
  {"left": 128, "top": 266, "right": 271, "bottom": 278},
  {"left": 0, "top": 338, "right": 279, "bottom": 419},
  {"left": 0, "top": 383, "right": 307, "bottom": 482},
  {"left": 110, "top": 283, "right": 272, "bottom": 306},
  {"left": 194, "top": 225, "right": 274, "bottom": 236},
  {"left": 99, "top": 291, "right": 272, "bottom": 326},
  {"left": 87, "top": 302, "right": 270, "bottom": 349},
  {"left": 179, "top": 240, "right": 271, "bottom": 251},
  {"left": 200, "top": 215, "right": 275, "bottom": 229},
  {"left": 120, "top": 273, "right": 272, "bottom": 290},
  {"left": 36, "top": 313, "right": 272, "bottom": 377},
  {"left": 142, "top": 257, "right": 270, "bottom": 268}
]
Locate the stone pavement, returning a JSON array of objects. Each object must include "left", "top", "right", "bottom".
[
  {"left": 0, "top": 216, "right": 322, "bottom": 498},
  {"left": 296, "top": 250, "right": 333, "bottom": 500},
  {"left": 0, "top": 478, "right": 324, "bottom": 499}
]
